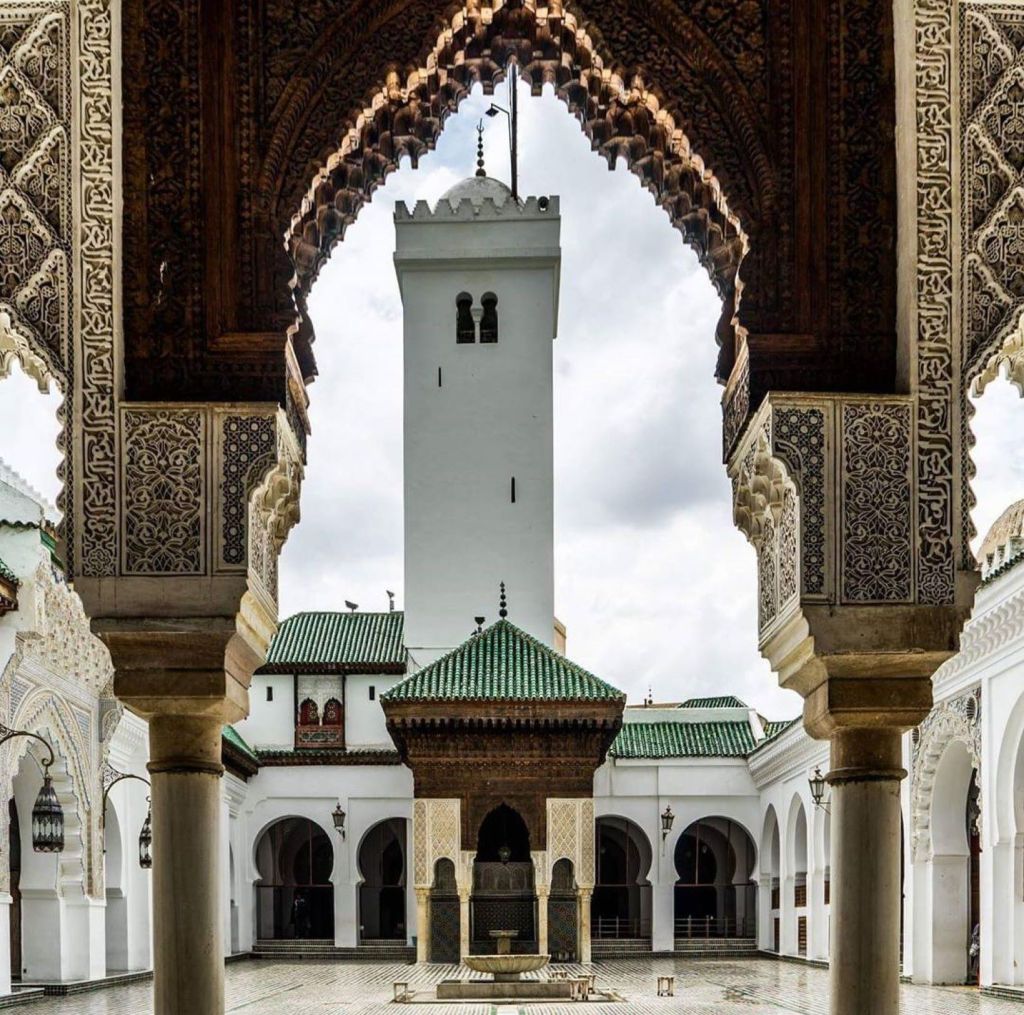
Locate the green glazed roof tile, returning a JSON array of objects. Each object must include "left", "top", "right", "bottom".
[
  {"left": 381, "top": 619, "right": 625, "bottom": 703},
  {"left": 0, "top": 556, "right": 18, "bottom": 587},
  {"left": 678, "top": 695, "right": 749, "bottom": 709},
  {"left": 761, "top": 718, "right": 798, "bottom": 741},
  {"left": 222, "top": 725, "right": 259, "bottom": 764},
  {"left": 610, "top": 720, "right": 757, "bottom": 759},
  {"left": 262, "top": 611, "right": 405, "bottom": 671}
]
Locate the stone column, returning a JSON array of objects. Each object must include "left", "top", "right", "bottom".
[
  {"left": 828, "top": 728, "right": 905, "bottom": 1015},
  {"left": 415, "top": 888, "right": 430, "bottom": 962},
  {"left": 577, "top": 888, "right": 592, "bottom": 964},
  {"left": 459, "top": 890, "right": 470, "bottom": 961},
  {"left": 148, "top": 713, "right": 226, "bottom": 1015},
  {"left": 536, "top": 886, "right": 549, "bottom": 956}
]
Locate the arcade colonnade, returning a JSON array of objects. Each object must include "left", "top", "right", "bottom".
[{"left": 3, "top": 0, "right": 1022, "bottom": 1011}]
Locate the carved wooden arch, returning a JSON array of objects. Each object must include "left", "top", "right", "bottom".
[{"left": 269, "top": 0, "right": 769, "bottom": 382}]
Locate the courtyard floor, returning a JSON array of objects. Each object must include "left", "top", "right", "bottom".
[{"left": 13, "top": 957, "right": 1017, "bottom": 1013}]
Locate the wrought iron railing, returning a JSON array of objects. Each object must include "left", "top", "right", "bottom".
[
  {"left": 673, "top": 915, "right": 756, "bottom": 939},
  {"left": 591, "top": 916, "right": 651, "bottom": 939}
]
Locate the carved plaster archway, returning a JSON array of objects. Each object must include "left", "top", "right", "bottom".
[{"left": 911, "top": 689, "right": 981, "bottom": 863}]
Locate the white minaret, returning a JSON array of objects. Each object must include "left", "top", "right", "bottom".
[{"left": 394, "top": 174, "right": 561, "bottom": 667}]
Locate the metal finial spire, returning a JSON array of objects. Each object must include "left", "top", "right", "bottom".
[
  {"left": 386, "top": 590, "right": 395, "bottom": 612},
  {"left": 474, "top": 615, "right": 485, "bottom": 635},
  {"left": 475, "top": 120, "right": 486, "bottom": 177},
  {"left": 498, "top": 582, "right": 508, "bottom": 619}
]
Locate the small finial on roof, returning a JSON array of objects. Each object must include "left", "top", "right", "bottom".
[
  {"left": 386, "top": 590, "right": 395, "bottom": 613},
  {"left": 498, "top": 581, "right": 508, "bottom": 619},
  {"left": 475, "top": 120, "right": 486, "bottom": 177},
  {"left": 474, "top": 615, "right": 485, "bottom": 635},
  {"left": 644, "top": 686, "right": 653, "bottom": 707}
]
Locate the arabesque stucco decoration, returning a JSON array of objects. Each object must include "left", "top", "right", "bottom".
[{"left": 0, "top": 1, "right": 70, "bottom": 388}]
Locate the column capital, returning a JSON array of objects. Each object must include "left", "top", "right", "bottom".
[{"left": 827, "top": 727, "right": 906, "bottom": 785}]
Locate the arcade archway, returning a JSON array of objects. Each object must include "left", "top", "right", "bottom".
[
  {"left": 357, "top": 818, "right": 407, "bottom": 942},
  {"left": 593, "top": 816, "right": 652, "bottom": 942},
  {"left": 254, "top": 818, "right": 334, "bottom": 940},
  {"left": 674, "top": 817, "right": 757, "bottom": 940},
  {"left": 471, "top": 804, "right": 536, "bottom": 954}
]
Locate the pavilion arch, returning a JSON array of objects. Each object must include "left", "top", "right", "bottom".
[
  {"left": 356, "top": 817, "right": 408, "bottom": 942},
  {"left": 910, "top": 692, "right": 981, "bottom": 863},
  {"left": 786, "top": 794, "right": 809, "bottom": 879},
  {"left": 995, "top": 689, "right": 1024, "bottom": 844},
  {"left": 274, "top": 0, "right": 761, "bottom": 380},
  {"left": 673, "top": 816, "right": 758, "bottom": 940},
  {"left": 593, "top": 814, "right": 652, "bottom": 941},
  {"left": 253, "top": 816, "right": 335, "bottom": 940},
  {"left": 760, "top": 805, "right": 780, "bottom": 880},
  {"left": 1, "top": 690, "right": 95, "bottom": 897}
]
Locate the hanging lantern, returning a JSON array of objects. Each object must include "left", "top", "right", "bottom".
[
  {"left": 138, "top": 804, "right": 152, "bottom": 869},
  {"left": 32, "top": 771, "right": 64, "bottom": 853},
  {"left": 498, "top": 844, "right": 512, "bottom": 865},
  {"left": 332, "top": 803, "right": 346, "bottom": 839},
  {"left": 808, "top": 767, "right": 829, "bottom": 810},
  {"left": 660, "top": 805, "right": 675, "bottom": 841}
]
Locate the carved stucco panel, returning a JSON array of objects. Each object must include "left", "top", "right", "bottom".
[
  {"left": 840, "top": 402, "right": 914, "bottom": 603},
  {"left": 412, "top": 797, "right": 461, "bottom": 889},
  {"left": 120, "top": 407, "right": 206, "bottom": 575},
  {"left": 547, "top": 798, "right": 594, "bottom": 888}
]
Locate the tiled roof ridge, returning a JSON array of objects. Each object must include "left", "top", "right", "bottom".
[
  {"left": 678, "top": 694, "right": 749, "bottom": 709},
  {"left": 382, "top": 618, "right": 625, "bottom": 703},
  {"left": 222, "top": 724, "right": 259, "bottom": 764}
]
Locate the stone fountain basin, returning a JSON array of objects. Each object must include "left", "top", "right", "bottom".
[{"left": 463, "top": 954, "right": 550, "bottom": 982}]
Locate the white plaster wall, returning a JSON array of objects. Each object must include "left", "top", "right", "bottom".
[
  {"left": 345, "top": 674, "right": 403, "bottom": 748},
  {"left": 395, "top": 200, "right": 560, "bottom": 661},
  {"left": 235, "top": 673, "right": 294, "bottom": 748}
]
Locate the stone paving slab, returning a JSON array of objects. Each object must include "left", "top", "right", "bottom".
[{"left": 5, "top": 957, "right": 1013, "bottom": 1013}]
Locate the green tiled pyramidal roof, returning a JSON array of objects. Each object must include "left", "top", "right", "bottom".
[
  {"left": 679, "top": 695, "right": 748, "bottom": 709},
  {"left": 381, "top": 620, "right": 625, "bottom": 703},
  {"left": 611, "top": 721, "right": 757, "bottom": 759},
  {"left": 261, "top": 611, "right": 405, "bottom": 672}
]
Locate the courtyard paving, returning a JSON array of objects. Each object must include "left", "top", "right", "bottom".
[{"left": 13, "top": 957, "right": 1018, "bottom": 1013}]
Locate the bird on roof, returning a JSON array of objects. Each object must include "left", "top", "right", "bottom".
[{"left": 345, "top": 600, "right": 358, "bottom": 612}]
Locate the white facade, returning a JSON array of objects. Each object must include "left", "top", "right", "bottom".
[{"left": 395, "top": 180, "right": 561, "bottom": 663}]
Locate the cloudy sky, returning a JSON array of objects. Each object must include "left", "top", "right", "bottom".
[{"left": 2, "top": 81, "right": 1022, "bottom": 718}]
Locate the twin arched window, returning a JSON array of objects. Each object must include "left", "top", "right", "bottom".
[{"left": 455, "top": 292, "right": 498, "bottom": 344}]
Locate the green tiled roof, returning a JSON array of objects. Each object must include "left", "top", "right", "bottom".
[
  {"left": 611, "top": 721, "right": 756, "bottom": 759},
  {"left": 381, "top": 620, "right": 625, "bottom": 703},
  {"left": 679, "top": 695, "right": 748, "bottom": 709},
  {"left": 762, "top": 718, "right": 798, "bottom": 740},
  {"left": 261, "top": 611, "right": 405, "bottom": 672},
  {"left": 0, "top": 556, "right": 18, "bottom": 587},
  {"left": 222, "top": 725, "right": 259, "bottom": 764}
]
